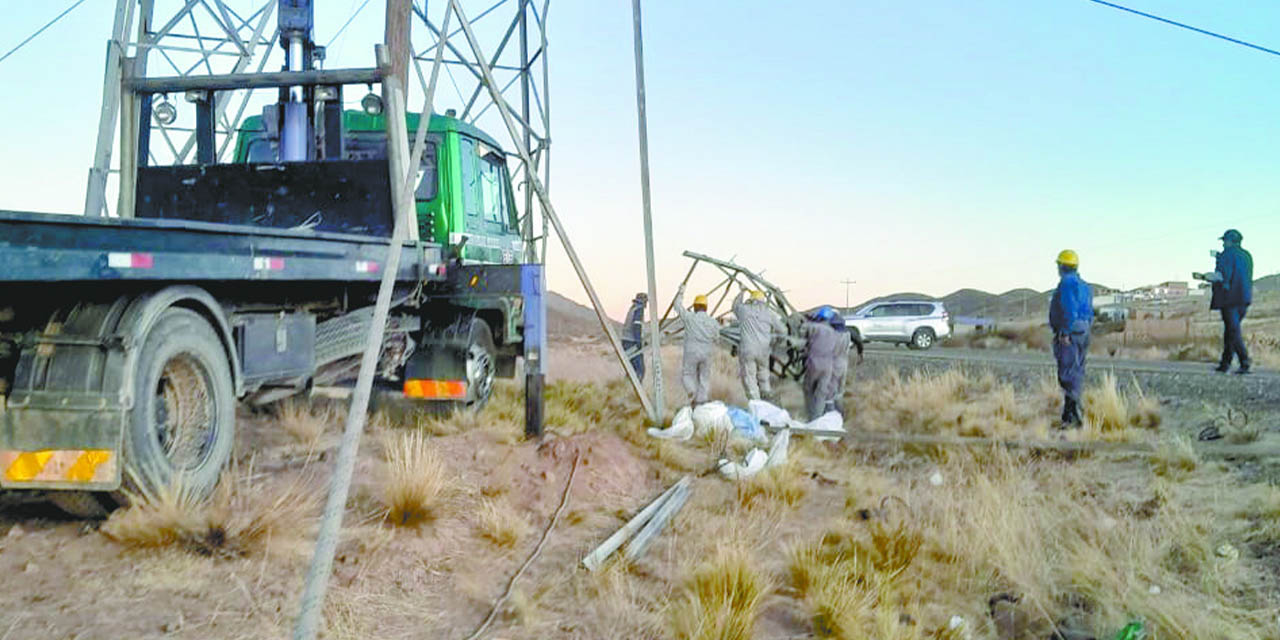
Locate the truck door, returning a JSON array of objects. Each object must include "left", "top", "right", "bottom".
[{"left": 459, "top": 136, "right": 522, "bottom": 264}]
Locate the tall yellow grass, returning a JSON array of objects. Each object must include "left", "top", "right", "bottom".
[
  {"left": 379, "top": 430, "right": 450, "bottom": 526},
  {"left": 101, "top": 467, "right": 319, "bottom": 557},
  {"left": 668, "top": 546, "right": 770, "bottom": 640}
]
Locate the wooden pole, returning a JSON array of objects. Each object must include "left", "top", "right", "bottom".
[{"left": 384, "top": 0, "right": 411, "bottom": 98}]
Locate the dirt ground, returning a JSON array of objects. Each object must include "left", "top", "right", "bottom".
[{"left": 3, "top": 335, "right": 1280, "bottom": 639}]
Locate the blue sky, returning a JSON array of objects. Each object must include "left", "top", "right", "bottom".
[{"left": 0, "top": 0, "right": 1277, "bottom": 317}]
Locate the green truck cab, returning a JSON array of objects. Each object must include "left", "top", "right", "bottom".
[{"left": 233, "top": 110, "right": 526, "bottom": 265}]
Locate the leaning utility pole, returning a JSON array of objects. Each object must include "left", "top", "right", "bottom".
[
  {"left": 630, "top": 0, "right": 664, "bottom": 420},
  {"left": 295, "top": 3, "right": 420, "bottom": 637}
]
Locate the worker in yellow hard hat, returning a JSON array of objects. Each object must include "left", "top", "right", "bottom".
[
  {"left": 733, "top": 287, "right": 785, "bottom": 401},
  {"left": 675, "top": 285, "right": 720, "bottom": 406},
  {"left": 1049, "top": 249, "right": 1093, "bottom": 428}
]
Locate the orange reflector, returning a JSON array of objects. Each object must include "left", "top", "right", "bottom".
[{"left": 403, "top": 379, "right": 467, "bottom": 400}]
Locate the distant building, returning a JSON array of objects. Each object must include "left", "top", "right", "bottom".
[{"left": 1130, "top": 280, "right": 1190, "bottom": 301}]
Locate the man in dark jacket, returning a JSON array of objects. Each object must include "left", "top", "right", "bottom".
[
  {"left": 1049, "top": 250, "right": 1093, "bottom": 428},
  {"left": 1207, "top": 229, "right": 1253, "bottom": 374},
  {"left": 622, "top": 292, "right": 647, "bottom": 381}
]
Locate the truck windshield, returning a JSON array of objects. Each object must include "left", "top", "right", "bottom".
[{"left": 328, "top": 131, "right": 440, "bottom": 201}]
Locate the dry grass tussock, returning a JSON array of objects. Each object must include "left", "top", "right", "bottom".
[
  {"left": 668, "top": 545, "right": 770, "bottom": 640},
  {"left": 101, "top": 467, "right": 319, "bottom": 557},
  {"left": 857, "top": 368, "right": 1161, "bottom": 444},
  {"left": 810, "top": 450, "right": 1277, "bottom": 638},
  {"left": 274, "top": 397, "right": 337, "bottom": 444},
  {"left": 1151, "top": 435, "right": 1198, "bottom": 477},
  {"left": 1082, "top": 372, "right": 1161, "bottom": 432},
  {"left": 788, "top": 517, "right": 927, "bottom": 639},
  {"left": 379, "top": 429, "right": 450, "bottom": 526},
  {"left": 857, "top": 368, "right": 1049, "bottom": 440},
  {"left": 737, "top": 461, "right": 808, "bottom": 510},
  {"left": 475, "top": 497, "right": 532, "bottom": 548}
]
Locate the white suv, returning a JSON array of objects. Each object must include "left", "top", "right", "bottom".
[{"left": 845, "top": 300, "right": 951, "bottom": 350}]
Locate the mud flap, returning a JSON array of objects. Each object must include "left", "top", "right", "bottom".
[
  {"left": 0, "top": 392, "right": 126, "bottom": 491},
  {"left": 402, "top": 342, "right": 468, "bottom": 400}
]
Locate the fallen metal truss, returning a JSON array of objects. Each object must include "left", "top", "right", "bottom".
[{"left": 657, "top": 250, "right": 808, "bottom": 381}]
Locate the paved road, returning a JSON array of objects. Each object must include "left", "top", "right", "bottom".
[{"left": 857, "top": 343, "right": 1280, "bottom": 411}]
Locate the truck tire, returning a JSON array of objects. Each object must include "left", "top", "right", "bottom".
[
  {"left": 910, "top": 328, "right": 936, "bottom": 350},
  {"left": 464, "top": 319, "right": 497, "bottom": 411},
  {"left": 124, "top": 308, "right": 235, "bottom": 500}
]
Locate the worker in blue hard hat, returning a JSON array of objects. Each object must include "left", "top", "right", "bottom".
[
  {"left": 802, "top": 305, "right": 840, "bottom": 420},
  {"left": 828, "top": 313, "right": 861, "bottom": 417},
  {"left": 1049, "top": 250, "right": 1094, "bottom": 428}
]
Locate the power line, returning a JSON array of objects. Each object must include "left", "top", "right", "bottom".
[
  {"left": 1086, "top": 0, "right": 1280, "bottom": 59},
  {"left": 326, "top": 0, "right": 375, "bottom": 48},
  {"left": 0, "top": 0, "right": 88, "bottom": 66}
]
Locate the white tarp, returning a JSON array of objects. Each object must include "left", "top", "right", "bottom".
[{"left": 646, "top": 406, "right": 694, "bottom": 441}]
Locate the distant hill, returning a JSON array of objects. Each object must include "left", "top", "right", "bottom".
[
  {"left": 546, "top": 291, "right": 619, "bottom": 340},
  {"left": 1255, "top": 273, "right": 1280, "bottom": 293}
]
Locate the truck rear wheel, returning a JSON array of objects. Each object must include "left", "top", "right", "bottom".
[
  {"left": 464, "top": 319, "right": 496, "bottom": 411},
  {"left": 124, "top": 308, "right": 235, "bottom": 500}
]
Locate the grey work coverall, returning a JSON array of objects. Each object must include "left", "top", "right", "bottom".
[
  {"left": 733, "top": 293, "right": 785, "bottom": 401},
  {"left": 803, "top": 321, "right": 840, "bottom": 420},
  {"left": 676, "top": 291, "right": 721, "bottom": 405},
  {"left": 830, "top": 330, "right": 852, "bottom": 415}
]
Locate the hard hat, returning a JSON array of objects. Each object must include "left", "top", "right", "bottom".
[
  {"left": 1056, "top": 249, "right": 1079, "bottom": 268},
  {"left": 693, "top": 294, "right": 708, "bottom": 307},
  {"left": 634, "top": 292, "right": 648, "bottom": 302},
  {"left": 812, "top": 305, "right": 835, "bottom": 321},
  {"left": 749, "top": 289, "right": 766, "bottom": 301},
  {"left": 1220, "top": 229, "right": 1243, "bottom": 243}
]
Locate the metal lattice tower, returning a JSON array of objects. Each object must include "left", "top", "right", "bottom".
[
  {"left": 413, "top": 0, "right": 552, "bottom": 262},
  {"left": 85, "top": 0, "right": 281, "bottom": 218}
]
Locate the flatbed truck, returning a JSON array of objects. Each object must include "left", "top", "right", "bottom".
[{"left": 0, "top": 4, "right": 542, "bottom": 516}]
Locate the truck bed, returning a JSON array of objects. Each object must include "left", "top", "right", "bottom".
[{"left": 0, "top": 210, "right": 442, "bottom": 283}]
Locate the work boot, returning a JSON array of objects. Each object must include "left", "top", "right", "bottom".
[
  {"left": 1060, "top": 399, "right": 1083, "bottom": 430},
  {"left": 1214, "top": 364, "right": 1230, "bottom": 373},
  {"left": 1234, "top": 364, "right": 1252, "bottom": 375}
]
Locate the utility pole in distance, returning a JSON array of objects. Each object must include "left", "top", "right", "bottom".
[{"left": 842, "top": 279, "right": 856, "bottom": 312}]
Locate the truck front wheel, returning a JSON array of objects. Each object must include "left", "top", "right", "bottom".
[
  {"left": 125, "top": 308, "right": 235, "bottom": 500},
  {"left": 464, "top": 319, "right": 496, "bottom": 411}
]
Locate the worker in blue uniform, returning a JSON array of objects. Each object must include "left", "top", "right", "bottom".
[
  {"left": 1204, "top": 229, "right": 1253, "bottom": 374},
  {"left": 1049, "top": 250, "right": 1093, "bottom": 428},
  {"left": 622, "top": 292, "right": 648, "bottom": 381}
]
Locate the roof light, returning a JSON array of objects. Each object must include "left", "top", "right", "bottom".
[{"left": 153, "top": 98, "right": 177, "bottom": 126}]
